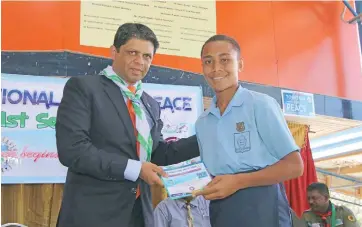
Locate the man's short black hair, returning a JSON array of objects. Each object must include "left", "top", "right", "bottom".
[
  {"left": 307, "top": 182, "right": 330, "bottom": 198},
  {"left": 201, "top": 34, "right": 241, "bottom": 57},
  {"left": 113, "top": 23, "right": 159, "bottom": 54}
]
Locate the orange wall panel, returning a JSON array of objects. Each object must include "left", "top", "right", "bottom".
[
  {"left": 216, "top": 1, "right": 278, "bottom": 86},
  {"left": 273, "top": 1, "right": 362, "bottom": 100},
  {"left": 335, "top": 2, "right": 362, "bottom": 101},
  {"left": 1, "top": 1, "right": 361, "bottom": 100},
  {"left": 1, "top": 1, "right": 64, "bottom": 50}
]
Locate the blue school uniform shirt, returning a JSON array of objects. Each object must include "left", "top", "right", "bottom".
[
  {"left": 154, "top": 196, "right": 211, "bottom": 227},
  {"left": 195, "top": 85, "right": 299, "bottom": 176}
]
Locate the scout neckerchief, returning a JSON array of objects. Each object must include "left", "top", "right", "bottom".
[
  {"left": 100, "top": 65, "right": 152, "bottom": 162},
  {"left": 314, "top": 203, "right": 336, "bottom": 227}
]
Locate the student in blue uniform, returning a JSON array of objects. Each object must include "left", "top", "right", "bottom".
[
  {"left": 154, "top": 196, "right": 211, "bottom": 227},
  {"left": 193, "top": 35, "right": 304, "bottom": 227}
]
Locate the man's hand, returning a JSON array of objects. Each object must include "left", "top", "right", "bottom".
[
  {"left": 140, "top": 162, "right": 168, "bottom": 186},
  {"left": 193, "top": 174, "right": 246, "bottom": 200}
]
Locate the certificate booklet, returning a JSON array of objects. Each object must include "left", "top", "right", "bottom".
[{"left": 161, "top": 157, "right": 212, "bottom": 199}]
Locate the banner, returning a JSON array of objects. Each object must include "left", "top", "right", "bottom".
[{"left": 1, "top": 74, "right": 204, "bottom": 184}]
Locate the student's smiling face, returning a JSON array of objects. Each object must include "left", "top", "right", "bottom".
[{"left": 201, "top": 40, "right": 242, "bottom": 93}]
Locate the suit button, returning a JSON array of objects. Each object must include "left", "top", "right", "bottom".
[{"left": 131, "top": 188, "right": 137, "bottom": 194}]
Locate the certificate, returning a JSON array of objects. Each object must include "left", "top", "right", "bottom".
[{"left": 161, "top": 157, "right": 212, "bottom": 199}]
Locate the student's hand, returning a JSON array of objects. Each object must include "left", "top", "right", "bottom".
[
  {"left": 140, "top": 162, "right": 168, "bottom": 186},
  {"left": 192, "top": 174, "right": 244, "bottom": 200}
]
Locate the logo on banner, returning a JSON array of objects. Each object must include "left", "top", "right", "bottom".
[
  {"left": 162, "top": 123, "right": 189, "bottom": 134},
  {"left": 161, "top": 115, "right": 189, "bottom": 139},
  {"left": 1, "top": 137, "right": 19, "bottom": 173}
]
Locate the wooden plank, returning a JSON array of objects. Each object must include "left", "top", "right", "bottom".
[
  {"left": 335, "top": 188, "right": 357, "bottom": 197},
  {"left": 314, "top": 150, "right": 362, "bottom": 163},
  {"left": 328, "top": 164, "right": 362, "bottom": 175},
  {"left": 23, "top": 184, "right": 53, "bottom": 227},
  {"left": 1, "top": 184, "right": 56, "bottom": 227},
  {"left": 49, "top": 184, "right": 64, "bottom": 227},
  {"left": 1, "top": 184, "right": 25, "bottom": 225}
]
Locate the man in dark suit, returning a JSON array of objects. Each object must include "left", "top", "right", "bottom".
[{"left": 55, "top": 23, "right": 200, "bottom": 227}]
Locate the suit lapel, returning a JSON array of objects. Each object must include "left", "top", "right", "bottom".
[
  {"left": 141, "top": 95, "right": 157, "bottom": 126},
  {"left": 101, "top": 77, "right": 136, "bottom": 148}
]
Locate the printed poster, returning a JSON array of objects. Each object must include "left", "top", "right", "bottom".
[{"left": 1, "top": 73, "right": 203, "bottom": 184}]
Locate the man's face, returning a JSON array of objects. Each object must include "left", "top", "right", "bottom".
[
  {"left": 307, "top": 190, "right": 329, "bottom": 212},
  {"left": 111, "top": 38, "right": 154, "bottom": 84},
  {"left": 201, "top": 41, "right": 242, "bottom": 93}
]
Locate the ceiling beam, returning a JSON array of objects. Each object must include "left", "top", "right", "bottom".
[
  {"left": 318, "top": 174, "right": 359, "bottom": 198},
  {"left": 336, "top": 189, "right": 358, "bottom": 198},
  {"left": 330, "top": 183, "right": 362, "bottom": 190},
  {"left": 316, "top": 168, "right": 362, "bottom": 183},
  {"left": 328, "top": 164, "right": 362, "bottom": 175},
  {"left": 314, "top": 150, "right": 362, "bottom": 162}
]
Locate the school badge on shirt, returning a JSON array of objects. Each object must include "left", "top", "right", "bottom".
[
  {"left": 234, "top": 122, "right": 251, "bottom": 153},
  {"left": 347, "top": 215, "right": 355, "bottom": 222},
  {"left": 236, "top": 122, "right": 245, "bottom": 132}
]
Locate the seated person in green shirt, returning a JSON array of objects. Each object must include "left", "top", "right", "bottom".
[{"left": 302, "top": 182, "right": 359, "bottom": 227}]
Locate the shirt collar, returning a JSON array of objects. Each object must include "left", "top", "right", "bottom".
[
  {"left": 201, "top": 85, "right": 246, "bottom": 118},
  {"left": 175, "top": 198, "right": 199, "bottom": 209},
  {"left": 326, "top": 201, "right": 332, "bottom": 212}
]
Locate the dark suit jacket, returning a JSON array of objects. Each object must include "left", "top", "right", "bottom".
[{"left": 55, "top": 75, "right": 199, "bottom": 227}]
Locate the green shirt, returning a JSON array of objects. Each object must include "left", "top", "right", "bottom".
[{"left": 302, "top": 204, "right": 359, "bottom": 227}]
